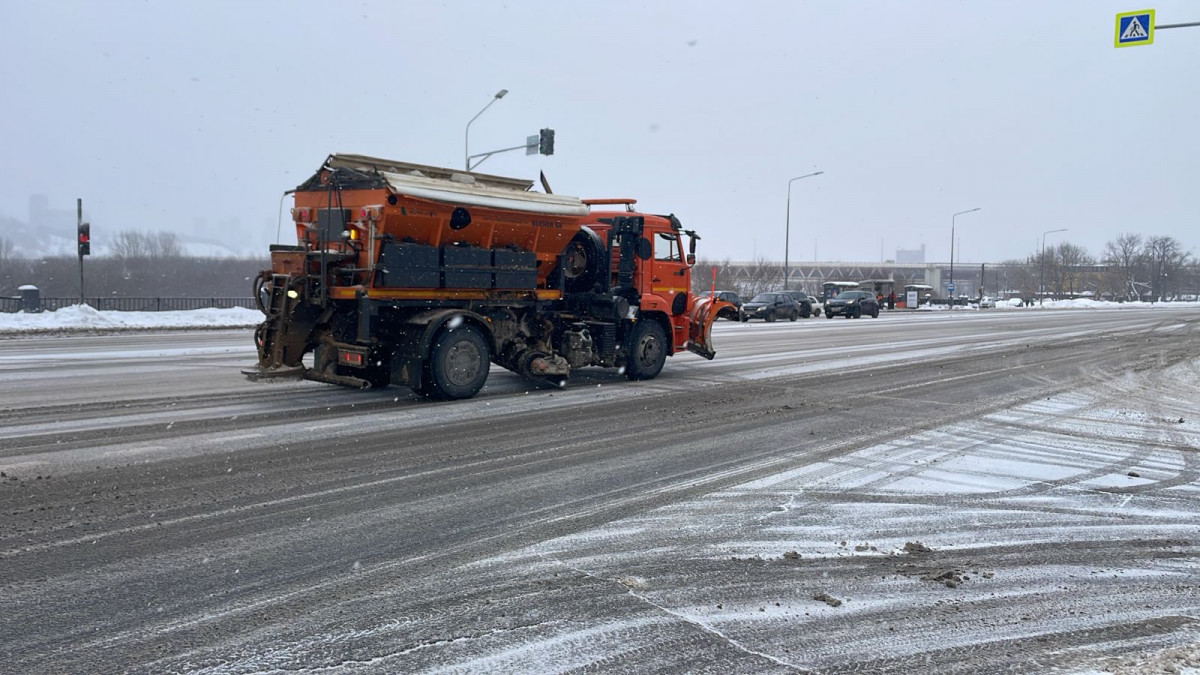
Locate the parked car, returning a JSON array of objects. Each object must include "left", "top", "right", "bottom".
[
  {"left": 774, "top": 290, "right": 817, "bottom": 318},
  {"left": 807, "top": 295, "right": 823, "bottom": 317},
  {"left": 712, "top": 290, "right": 744, "bottom": 321},
  {"left": 741, "top": 292, "right": 801, "bottom": 322},
  {"left": 977, "top": 296, "right": 996, "bottom": 308},
  {"left": 824, "top": 290, "right": 880, "bottom": 319}
]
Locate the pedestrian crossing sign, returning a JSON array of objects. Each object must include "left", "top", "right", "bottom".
[{"left": 1115, "top": 9, "right": 1155, "bottom": 47}]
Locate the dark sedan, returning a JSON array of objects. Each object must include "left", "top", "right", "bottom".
[
  {"left": 824, "top": 290, "right": 880, "bottom": 319},
  {"left": 740, "top": 292, "right": 801, "bottom": 322},
  {"left": 774, "top": 290, "right": 818, "bottom": 318}
]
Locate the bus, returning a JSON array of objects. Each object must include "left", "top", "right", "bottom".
[
  {"left": 821, "top": 281, "right": 859, "bottom": 301},
  {"left": 858, "top": 279, "right": 896, "bottom": 299}
]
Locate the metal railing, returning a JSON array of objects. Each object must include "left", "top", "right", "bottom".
[{"left": 0, "top": 297, "right": 257, "bottom": 313}]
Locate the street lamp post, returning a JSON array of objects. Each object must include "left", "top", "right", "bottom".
[
  {"left": 1040, "top": 228, "right": 1068, "bottom": 307},
  {"left": 784, "top": 171, "right": 824, "bottom": 289},
  {"left": 949, "top": 207, "right": 981, "bottom": 305},
  {"left": 464, "top": 89, "right": 508, "bottom": 170}
]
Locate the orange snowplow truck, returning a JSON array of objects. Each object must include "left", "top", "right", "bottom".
[{"left": 246, "top": 154, "right": 731, "bottom": 400}]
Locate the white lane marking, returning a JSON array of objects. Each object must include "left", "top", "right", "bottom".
[
  {"left": 0, "top": 345, "right": 253, "bottom": 364},
  {"left": 207, "top": 433, "right": 265, "bottom": 443},
  {"left": 306, "top": 422, "right": 350, "bottom": 431}
]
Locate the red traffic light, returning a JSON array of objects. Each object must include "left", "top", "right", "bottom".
[{"left": 78, "top": 222, "right": 91, "bottom": 256}]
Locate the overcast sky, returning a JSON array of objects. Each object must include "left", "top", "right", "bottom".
[{"left": 2, "top": 0, "right": 1196, "bottom": 262}]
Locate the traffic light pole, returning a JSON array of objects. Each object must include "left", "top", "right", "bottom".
[
  {"left": 468, "top": 129, "right": 554, "bottom": 171},
  {"left": 467, "top": 143, "right": 530, "bottom": 171},
  {"left": 77, "top": 198, "right": 84, "bottom": 305}
]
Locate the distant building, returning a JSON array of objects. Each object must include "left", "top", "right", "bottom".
[
  {"left": 29, "top": 194, "right": 77, "bottom": 236},
  {"left": 895, "top": 244, "right": 925, "bottom": 264}
]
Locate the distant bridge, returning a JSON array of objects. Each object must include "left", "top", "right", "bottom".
[{"left": 717, "top": 260, "right": 1056, "bottom": 297}]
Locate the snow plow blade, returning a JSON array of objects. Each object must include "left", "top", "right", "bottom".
[
  {"left": 686, "top": 296, "right": 732, "bottom": 361},
  {"left": 241, "top": 365, "right": 306, "bottom": 381}
]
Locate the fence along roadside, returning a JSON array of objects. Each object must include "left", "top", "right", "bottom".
[{"left": 0, "top": 297, "right": 257, "bottom": 313}]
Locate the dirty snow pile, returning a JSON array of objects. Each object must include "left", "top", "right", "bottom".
[
  {"left": 996, "top": 298, "right": 1200, "bottom": 309},
  {"left": 917, "top": 299, "right": 1200, "bottom": 311},
  {"left": 0, "top": 304, "right": 262, "bottom": 332}
]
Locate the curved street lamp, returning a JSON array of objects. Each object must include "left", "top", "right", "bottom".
[
  {"left": 949, "top": 207, "right": 981, "bottom": 303},
  {"left": 784, "top": 171, "right": 824, "bottom": 289},
  {"left": 465, "top": 89, "right": 508, "bottom": 170}
]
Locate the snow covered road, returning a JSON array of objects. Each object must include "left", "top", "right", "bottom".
[{"left": 1, "top": 308, "right": 1198, "bottom": 673}]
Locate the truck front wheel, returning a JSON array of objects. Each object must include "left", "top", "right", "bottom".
[
  {"left": 625, "top": 320, "right": 667, "bottom": 381},
  {"left": 425, "top": 324, "right": 490, "bottom": 400}
]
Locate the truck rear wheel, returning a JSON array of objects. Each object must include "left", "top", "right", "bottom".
[
  {"left": 425, "top": 324, "right": 490, "bottom": 400},
  {"left": 625, "top": 320, "right": 667, "bottom": 381}
]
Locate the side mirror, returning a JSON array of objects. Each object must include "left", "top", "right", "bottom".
[{"left": 685, "top": 253, "right": 696, "bottom": 266}]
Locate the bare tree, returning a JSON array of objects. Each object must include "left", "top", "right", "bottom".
[
  {"left": 1144, "top": 235, "right": 1190, "bottom": 301},
  {"left": 150, "top": 231, "right": 183, "bottom": 258},
  {"left": 112, "top": 231, "right": 151, "bottom": 259},
  {"left": 1184, "top": 260, "right": 1200, "bottom": 300},
  {"left": 739, "top": 256, "right": 784, "bottom": 298},
  {"left": 998, "top": 257, "right": 1037, "bottom": 299},
  {"left": 1056, "top": 242, "right": 1094, "bottom": 296},
  {"left": 1033, "top": 246, "right": 1060, "bottom": 299},
  {"left": 691, "top": 257, "right": 735, "bottom": 296},
  {"left": 0, "top": 236, "right": 17, "bottom": 293},
  {"left": 112, "top": 230, "right": 184, "bottom": 259},
  {"left": 689, "top": 257, "right": 786, "bottom": 300},
  {"left": 1102, "top": 233, "right": 1143, "bottom": 301}
]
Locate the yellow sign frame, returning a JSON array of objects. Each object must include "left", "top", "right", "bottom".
[{"left": 1115, "top": 9, "right": 1155, "bottom": 47}]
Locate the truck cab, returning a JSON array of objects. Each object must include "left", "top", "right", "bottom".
[{"left": 584, "top": 202, "right": 708, "bottom": 359}]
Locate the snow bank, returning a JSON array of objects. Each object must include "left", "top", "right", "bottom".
[
  {"left": 0, "top": 304, "right": 262, "bottom": 332},
  {"left": 915, "top": 299, "right": 1200, "bottom": 311},
  {"left": 994, "top": 298, "right": 1200, "bottom": 310}
]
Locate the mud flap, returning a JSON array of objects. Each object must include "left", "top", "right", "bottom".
[{"left": 686, "top": 296, "right": 732, "bottom": 361}]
